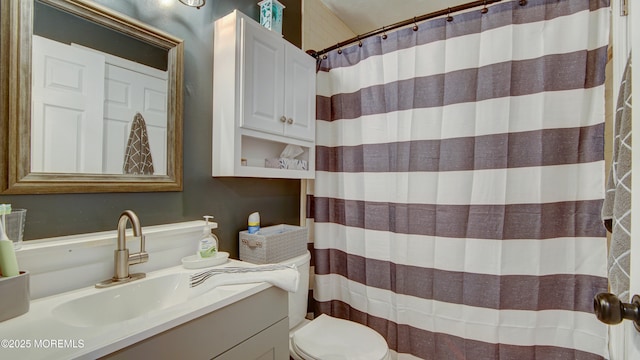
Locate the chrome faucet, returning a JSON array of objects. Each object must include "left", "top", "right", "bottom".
[{"left": 96, "top": 210, "right": 149, "bottom": 288}]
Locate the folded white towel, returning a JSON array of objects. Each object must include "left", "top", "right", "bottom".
[{"left": 190, "top": 264, "right": 299, "bottom": 293}]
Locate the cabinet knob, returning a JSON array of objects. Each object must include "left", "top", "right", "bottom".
[
  {"left": 280, "top": 116, "right": 287, "bottom": 123},
  {"left": 594, "top": 293, "right": 640, "bottom": 332},
  {"left": 287, "top": 118, "right": 294, "bottom": 125}
]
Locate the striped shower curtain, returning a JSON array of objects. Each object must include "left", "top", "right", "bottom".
[{"left": 308, "top": 0, "right": 610, "bottom": 359}]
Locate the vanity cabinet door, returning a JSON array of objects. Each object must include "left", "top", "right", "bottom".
[{"left": 214, "top": 317, "right": 289, "bottom": 360}]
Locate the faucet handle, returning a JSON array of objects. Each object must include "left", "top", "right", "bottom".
[
  {"left": 128, "top": 234, "right": 148, "bottom": 265},
  {"left": 129, "top": 251, "right": 149, "bottom": 265}
]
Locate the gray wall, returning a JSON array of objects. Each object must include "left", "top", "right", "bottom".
[{"left": 1, "top": 0, "right": 304, "bottom": 259}]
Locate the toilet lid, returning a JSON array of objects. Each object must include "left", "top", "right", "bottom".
[{"left": 292, "top": 314, "right": 389, "bottom": 360}]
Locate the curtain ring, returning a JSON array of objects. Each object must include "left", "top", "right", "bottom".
[
  {"left": 381, "top": 26, "right": 387, "bottom": 40},
  {"left": 446, "top": 8, "right": 454, "bottom": 22},
  {"left": 412, "top": 17, "right": 419, "bottom": 31},
  {"left": 357, "top": 35, "right": 363, "bottom": 47},
  {"left": 519, "top": 0, "right": 527, "bottom": 5},
  {"left": 336, "top": 42, "right": 342, "bottom": 54},
  {"left": 481, "top": 1, "right": 488, "bottom": 14},
  {"left": 315, "top": 58, "right": 322, "bottom": 73}
]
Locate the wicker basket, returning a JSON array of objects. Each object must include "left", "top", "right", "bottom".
[{"left": 239, "top": 224, "right": 308, "bottom": 264}]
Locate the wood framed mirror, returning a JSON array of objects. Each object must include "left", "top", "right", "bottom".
[{"left": 0, "top": 0, "right": 183, "bottom": 194}]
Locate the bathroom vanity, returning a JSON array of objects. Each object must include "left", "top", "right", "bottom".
[
  {"left": 104, "top": 286, "right": 289, "bottom": 359},
  {"left": 0, "top": 264, "right": 289, "bottom": 360},
  {"left": 0, "top": 222, "right": 290, "bottom": 360}
]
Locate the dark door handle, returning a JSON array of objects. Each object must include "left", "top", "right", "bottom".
[{"left": 594, "top": 293, "right": 640, "bottom": 331}]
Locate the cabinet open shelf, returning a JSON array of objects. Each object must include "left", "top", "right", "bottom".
[{"left": 236, "top": 134, "right": 314, "bottom": 179}]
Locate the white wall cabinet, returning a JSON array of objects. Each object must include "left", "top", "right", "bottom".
[{"left": 213, "top": 10, "right": 316, "bottom": 179}]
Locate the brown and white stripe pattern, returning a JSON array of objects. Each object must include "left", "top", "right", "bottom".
[{"left": 308, "top": 0, "right": 610, "bottom": 358}]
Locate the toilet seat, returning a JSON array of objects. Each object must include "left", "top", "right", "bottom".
[{"left": 291, "top": 314, "right": 389, "bottom": 360}]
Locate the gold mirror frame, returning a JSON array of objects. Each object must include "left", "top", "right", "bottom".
[{"left": 0, "top": 0, "right": 183, "bottom": 194}]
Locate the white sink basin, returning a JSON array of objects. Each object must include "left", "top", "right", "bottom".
[{"left": 52, "top": 273, "right": 190, "bottom": 327}]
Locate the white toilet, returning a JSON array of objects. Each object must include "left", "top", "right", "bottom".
[{"left": 282, "top": 251, "right": 390, "bottom": 360}]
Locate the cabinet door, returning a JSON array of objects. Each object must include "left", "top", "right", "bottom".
[
  {"left": 283, "top": 42, "right": 316, "bottom": 141},
  {"left": 242, "top": 18, "right": 285, "bottom": 136},
  {"left": 214, "top": 318, "right": 289, "bottom": 360}
]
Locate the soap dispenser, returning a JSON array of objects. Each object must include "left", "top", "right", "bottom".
[{"left": 197, "top": 216, "right": 218, "bottom": 258}]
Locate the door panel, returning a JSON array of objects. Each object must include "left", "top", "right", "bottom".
[
  {"left": 103, "top": 63, "right": 168, "bottom": 175},
  {"left": 241, "top": 17, "right": 285, "bottom": 135},
  {"left": 31, "top": 35, "right": 105, "bottom": 173},
  {"left": 284, "top": 41, "right": 316, "bottom": 141}
]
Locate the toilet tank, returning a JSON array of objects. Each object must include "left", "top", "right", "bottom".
[{"left": 280, "top": 251, "right": 311, "bottom": 329}]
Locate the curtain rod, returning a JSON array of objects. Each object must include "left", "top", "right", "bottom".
[{"left": 309, "top": 0, "right": 525, "bottom": 59}]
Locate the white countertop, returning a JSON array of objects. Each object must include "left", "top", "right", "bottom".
[{"left": 0, "top": 260, "right": 271, "bottom": 360}]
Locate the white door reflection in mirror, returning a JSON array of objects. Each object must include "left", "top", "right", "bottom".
[
  {"left": 31, "top": 35, "right": 105, "bottom": 173},
  {"left": 31, "top": 36, "right": 168, "bottom": 175},
  {"left": 98, "top": 51, "right": 168, "bottom": 175}
]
